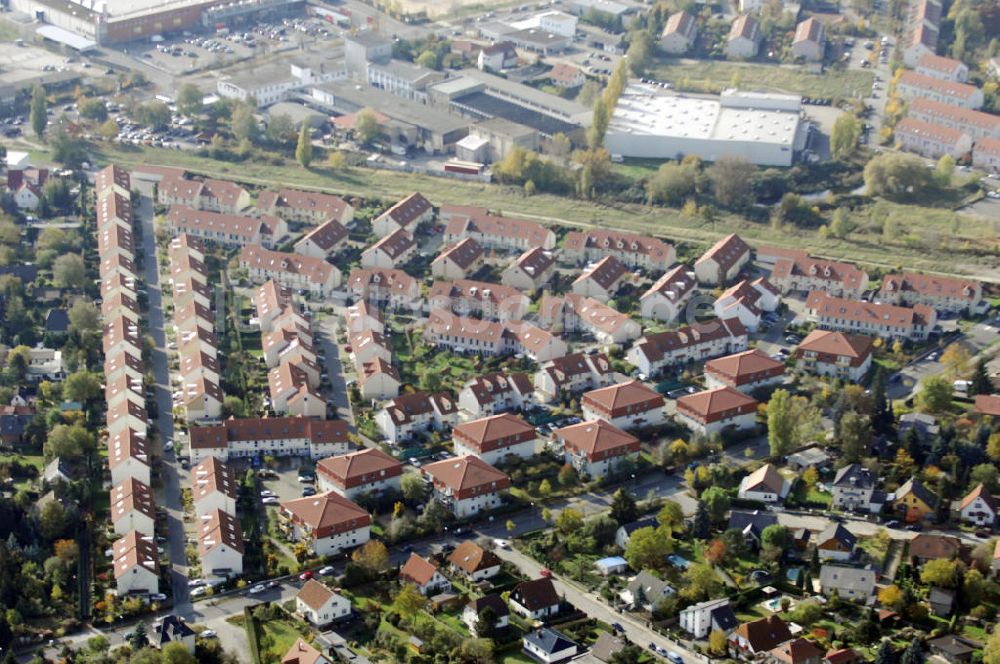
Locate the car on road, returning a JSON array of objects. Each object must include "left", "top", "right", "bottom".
[
  {"left": 188, "top": 578, "right": 205, "bottom": 587},
  {"left": 262, "top": 496, "right": 279, "bottom": 505},
  {"left": 408, "top": 457, "right": 422, "bottom": 468},
  {"left": 200, "top": 630, "right": 217, "bottom": 638},
  {"left": 302, "top": 486, "right": 317, "bottom": 496},
  {"left": 249, "top": 584, "right": 266, "bottom": 595},
  {"left": 885, "top": 520, "right": 900, "bottom": 528},
  {"left": 906, "top": 523, "right": 922, "bottom": 531},
  {"left": 540, "top": 568, "right": 552, "bottom": 577},
  {"left": 319, "top": 566, "right": 336, "bottom": 576},
  {"left": 150, "top": 593, "right": 167, "bottom": 602},
  {"left": 190, "top": 586, "right": 207, "bottom": 597},
  {"left": 300, "top": 570, "right": 313, "bottom": 581},
  {"left": 297, "top": 472, "right": 315, "bottom": 483},
  {"left": 667, "top": 652, "right": 684, "bottom": 664},
  {"left": 163, "top": 440, "right": 173, "bottom": 452},
  {"left": 494, "top": 539, "right": 510, "bottom": 549},
  {"left": 784, "top": 335, "right": 801, "bottom": 344},
  {"left": 260, "top": 490, "right": 276, "bottom": 498},
  {"left": 611, "top": 622, "right": 624, "bottom": 633}
]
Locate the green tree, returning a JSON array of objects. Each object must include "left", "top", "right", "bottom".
[
  {"left": 176, "top": 83, "right": 204, "bottom": 117},
  {"left": 761, "top": 524, "right": 790, "bottom": 550},
  {"left": 831, "top": 114, "right": 861, "bottom": 159},
  {"left": 899, "top": 640, "right": 925, "bottom": 664},
  {"left": 624, "top": 526, "right": 673, "bottom": 570},
  {"left": 39, "top": 500, "right": 68, "bottom": 540},
  {"left": 657, "top": 500, "right": 684, "bottom": 532},
  {"left": 708, "top": 156, "right": 756, "bottom": 208},
  {"left": 231, "top": 104, "right": 259, "bottom": 143},
  {"left": 610, "top": 489, "right": 638, "bottom": 525},
  {"left": 864, "top": 152, "right": 934, "bottom": 197},
  {"left": 295, "top": 123, "right": 313, "bottom": 167},
  {"left": 401, "top": 473, "right": 429, "bottom": 503},
  {"left": 918, "top": 375, "right": 953, "bottom": 413},
  {"left": 970, "top": 358, "right": 992, "bottom": 396},
  {"left": 626, "top": 29, "right": 653, "bottom": 75},
  {"left": 646, "top": 162, "right": 697, "bottom": 206},
  {"left": 162, "top": 642, "right": 197, "bottom": 664},
  {"left": 555, "top": 507, "right": 584, "bottom": 535},
  {"left": 68, "top": 299, "right": 99, "bottom": 336},
  {"left": 415, "top": 50, "right": 438, "bottom": 69},
  {"left": 767, "top": 389, "right": 795, "bottom": 456},
  {"left": 707, "top": 629, "right": 728, "bottom": 656},
  {"left": 53, "top": 253, "right": 87, "bottom": 289},
  {"left": 30, "top": 85, "right": 47, "bottom": 139},
  {"left": 63, "top": 371, "right": 102, "bottom": 403},
  {"left": 393, "top": 583, "right": 427, "bottom": 618},
  {"left": 969, "top": 464, "right": 999, "bottom": 493},
  {"left": 875, "top": 640, "right": 897, "bottom": 664},
  {"left": 129, "top": 623, "right": 149, "bottom": 651},
  {"left": 680, "top": 562, "right": 721, "bottom": 602},
  {"left": 935, "top": 154, "right": 955, "bottom": 186},
  {"left": 985, "top": 622, "right": 1000, "bottom": 664},
  {"left": 693, "top": 500, "right": 711, "bottom": 540},
  {"left": 354, "top": 108, "right": 383, "bottom": 145},
  {"left": 221, "top": 395, "right": 246, "bottom": 419},
  {"left": 134, "top": 101, "right": 171, "bottom": 130},
  {"left": 838, "top": 411, "right": 872, "bottom": 462},
  {"left": 701, "top": 486, "right": 731, "bottom": 523},
  {"left": 351, "top": 540, "right": 390, "bottom": 574},
  {"left": 78, "top": 98, "right": 108, "bottom": 123},
  {"left": 609, "top": 644, "right": 644, "bottom": 664},
  {"left": 265, "top": 113, "right": 295, "bottom": 145},
  {"left": 920, "top": 558, "right": 962, "bottom": 588},
  {"left": 828, "top": 207, "right": 851, "bottom": 239}
]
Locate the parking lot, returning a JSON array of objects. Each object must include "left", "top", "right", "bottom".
[{"left": 122, "top": 15, "right": 342, "bottom": 78}]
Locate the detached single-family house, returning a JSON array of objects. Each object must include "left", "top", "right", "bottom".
[
  {"left": 955, "top": 483, "right": 996, "bottom": 526},
  {"left": 448, "top": 540, "right": 502, "bottom": 581},
  {"left": 509, "top": 577, "right": 561, "bottom": 620},
  {"left": 729, "top": 615, "right": 792, "bottom": 660},
  {"left": 830, "top": 464, "right": 885, "bottom": 513},
  {"left": 581, "top": 380, "right": 665, "bottom": 431},
  {"left": 296, "top": 579, "right": 352, "bottom": 626},
  {"left": 400, "top": 553, "right": 451, "bottom": 596},
  {"left": 676, "top": 386, "right": 759, "bottom": 436},
  {"left": 909, "top": 533, "right": 961, "bottom": 565},
  {"left": 621, "top": 570, "right": 675, "bottom": 611},
  {"left": 660, "top": 11, "right": 698, "bottom": 54},
  {"left": 818, "top": 564, "right": 875, "bottom": 602},
  {"left": 892, "top": 477, "right": 938, "bottom": 523},
  {"left": 738, "top": 464, "right": 790, "bottom": 503},
  {"left": 523, "top": 628, "right": 578, "bottom": 664},
  {"left": 679, "top": 598, "right": 739, "bottom": 638},
  {"left": 463, "top": 595, "right": 510, "bottom": 636},
  {"left": 814, "top": 523, "right": 857, "bottom": 561}
]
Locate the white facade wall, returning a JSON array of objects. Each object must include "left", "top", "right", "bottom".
[
  {"left": 452, "top": 439, "right": 536, "bottom": 466},
  {"left": 676, "top": 411, "right": 756, "bottom": 436}
]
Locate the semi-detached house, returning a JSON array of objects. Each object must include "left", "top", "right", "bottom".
[
  {"left": 534, "top": 352, "right": 614, "bottom": 404},
  {"left": 458, "top": 372, "right": 534, "bottom": 418},
  {"left": 640, "top": 265, "right": 696, "bottom": 323},
  {"left": 894, "top": 117, "right": 972, "bottom": 160},
  {"left": 553, "top": 419, "right": 640, "bottom": 479},
  {"left": 627, "top": 319, "right": 749, "bottom": 377},
  {"left": 502, "top": 246, "right": 555, "bottom": 291},
  {"left": 187, "top": 417, "right": 351, "bottom": 463},
  {"left": 293, "top": 219, "right": 350, "bottom": 259},
  {"left": 907, "top": 97, "right": 1000, "bottom": 141},
  {"left": 279, "top": 491, "right": 371, "bottom": 556},
  {"left": 421, "top": 455, "right": 511, "bottom": 518},
  {"left": 581, "top": 380, "right": 665, "bottom": 430},
  {"left": 451, "top": 413, "right": 538, "bottom": 465},
  {"left": 316, "top": 447, "right": 403, "bottom": 500},
  {"left": 770, "top": 256, "right": 868, "bottom": 299},
  {"left": 374, "top": 391, "right": 459, "bottom": 444},
  {"left": 704, "top": 349, "right": 785, "bottom": 393},
  {"left": 676, "top": 386, "right": 759, "bottom": 435},
  {"left": 240, "top": 244, "right": 342, "bottom": 296},
  {"left": 197, "top": 508, "right": 245, "bottom": 577},
  {"left": 191, "top": 456, "right": 238, "bottom": 517},
  {"left": 880, "top": 272, "right": 982, "bottom": 314},
  {"left": 794, "top": 330, "right": 875, "bottom": 382},
  {"left": 113, "top": 530, "right": 160, "bottom": 597},
  {"left": 361, "top": 228, "right": 417, "bottom": 269},
  {"left": 805, "top": 291, "right": 937, "bottom": 341},
  {"left": 432, "top": 238, "right": 485, "bottom": 281},
  {"left": 372, "top": 192, "right": 434, "bottom": 237},
  {"left": 110, "top": 477, "right": 156, "bottom": 536},
  {"left": 165, "top": 206, "right": 287, "bottom": 249},
  {"left": 562, "top": 230, "right": 675, "bottom": 270},
  {"left": 258, "top": 188, "right": 353, "bottom": 226},
  {"left": 695, "top": 233, "right": 752, "bottom": 285},
  {"left": 896, "top": 71, "right": 984, "bottom": 109}
]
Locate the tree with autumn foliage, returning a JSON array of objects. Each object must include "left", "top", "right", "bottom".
[{"left": 705, "top": 539, "right": 727, "bottom": 566}]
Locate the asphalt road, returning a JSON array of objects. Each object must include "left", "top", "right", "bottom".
[
  {"left": 135, "top": 182, "right": 190, "bottom": 607},
  {"left": 494, "top": 545, "right": 700, "bottom": 662}
]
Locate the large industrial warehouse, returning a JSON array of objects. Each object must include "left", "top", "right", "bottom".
[
  {"left": 9, "top": 0, "right": 298, "bottom": 45},
  {"left": 604, "top": 84, "right": 808, "bottom": 167}
]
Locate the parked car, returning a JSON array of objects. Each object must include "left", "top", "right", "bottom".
[
  {"left": 300, "top": 570, "right": 313, "bottom": 581},
  {"left": 150, "top": 593, "right": 167, "bottom": 602},
  {"left": 248, "top": 584, "right": 266, "bottom": 595},
  {"left": 319, "top": 566, "right": 335, "bottom": 576},
  {"left": 262, "top": 496, "right": 279, "bottom": 505},
  {"left": 667, "top": 652, "right": 684, "bottom": 664},
  {"left": 200, "top": 629, "right": 217, "bottom": 638},
  {"left": 190, "top": 586, "right": 207, "bottom": 597},
  {"left": 540, "top": 568, "right": 552, "bottom": 577}
]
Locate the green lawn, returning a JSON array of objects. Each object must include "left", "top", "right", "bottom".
[
  {"left": 260, "top": 618, "right": 306, "bottom": 655},
  {"left": 30, "top": 141, "right": 997, "bottom": 278},
  {"left": 651, "top": 58, "right": 875, "bottom": 98},
  {"left": 0, "top": 18, "right": 21, "bottom": 41}
]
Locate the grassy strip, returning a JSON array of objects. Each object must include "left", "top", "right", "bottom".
[
  {"left": 651, "top": 58, "right": 875, "bottom": 98},
  {"left": 51, "top": 142, "right": 1000, "bottom": 278},
  {"left": 242, "top": 607, "right": 263, "bottom": 664}
]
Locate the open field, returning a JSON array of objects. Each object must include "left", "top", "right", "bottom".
[
  {"left": 19, "top": 139, "right": 1000, "bottom": 279},
  {"left": 651, "top": 59, "right": 875, "bottom": 98}
]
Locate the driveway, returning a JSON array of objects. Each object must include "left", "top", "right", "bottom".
[
  {"left": 135, "top": 182, "right": 189, "bottom": 607},
  {"left": 494, "top": 545, "right": 700, "bottom": 662}
]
